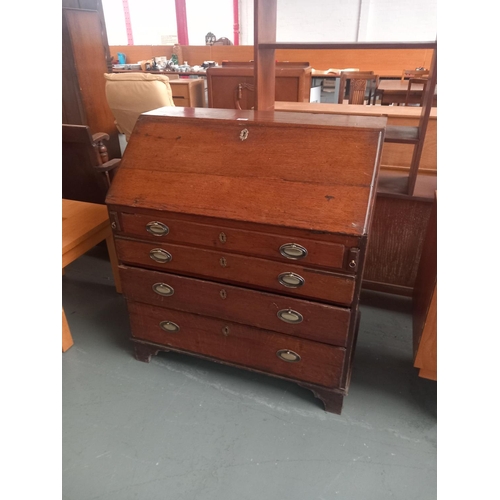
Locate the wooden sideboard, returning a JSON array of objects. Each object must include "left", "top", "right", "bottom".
[
  {"left": 106, "top": 107, "right": 386, "bottom": 414},
  {"left": 169, "top": 79, "right": 206, "bottom": 108},
  {"left": 206, "top": 64, "right": 312, "bottom": 109}
]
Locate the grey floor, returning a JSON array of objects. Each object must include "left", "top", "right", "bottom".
[{"left": 62, "top": 244, "right": 437, "bottom": 500}]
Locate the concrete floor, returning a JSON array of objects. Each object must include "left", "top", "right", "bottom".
[{"left": 62, "top": 244, "right": 437, "bottom": 500}]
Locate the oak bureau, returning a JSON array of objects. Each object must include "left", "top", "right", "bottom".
[{"left": 106, "top": 107, "right": 386, "bottom": 414}]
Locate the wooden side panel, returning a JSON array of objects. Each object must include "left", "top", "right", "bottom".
[
  {"left": 413, "top": 193, "right": 437, "bottom": 379},
  {"left": 62, "top": 10, "right": 86, "bottom": 125},
  {"left": 363, "top": 195, "right": 433, "bottom": 289},
  {"left": 127, "top": 301, "right": 346, "bottom": 388},
  {"left": 64, "top": 9, "right": 117, "bottom": 137}
]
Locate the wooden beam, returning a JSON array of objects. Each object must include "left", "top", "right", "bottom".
[{"left": 254, "top": 0, "right": 277, "bottom": 110}]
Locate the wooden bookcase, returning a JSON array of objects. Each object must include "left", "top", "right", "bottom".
[{"left": 253, "top": 0, "right": 437, "bottom": 197}]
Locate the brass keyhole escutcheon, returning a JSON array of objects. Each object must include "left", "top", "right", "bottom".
[
  {"left": 239, "top": 128, "right": 249, "bottom": 141},
  {"left": 219, "top": 232, "right": 227, "bottom": 243},
  {"left": 222, "top": 326, "right": 230, "bottom": 336},
  {"left": 220, "top": 257, "right": 227, "bottom": 267},
  {"left": 220, "top": 289, "right": 227, "bottom": 299}
]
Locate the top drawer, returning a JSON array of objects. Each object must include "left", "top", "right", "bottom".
[{"left": 118, "top": 212, "right": 354, "bottom": 272}]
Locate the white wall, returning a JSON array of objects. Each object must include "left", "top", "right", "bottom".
[
  {"left": 102, "top": 0, "right": 437, "bottom": 46},
  {"left": 186, "top": 0, "right": 234, "bottom": 45}
]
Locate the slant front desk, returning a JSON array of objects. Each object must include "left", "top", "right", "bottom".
[
  {"left": 207, "top": 63, "right": 312, "bottom": 109},
  {"left": 106, "top": 107, "right": 386, "bottom": 414}
]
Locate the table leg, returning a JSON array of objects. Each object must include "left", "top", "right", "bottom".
[
  {"left": 105, "top": 233, "right": 122, "bottom": 293},
  {"left": 62, "top": 308, "right": 73, "bottom": 352}
]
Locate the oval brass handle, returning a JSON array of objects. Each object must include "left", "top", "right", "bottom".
[
  {"left": 278, "top": 272, "right": 305, "bottom": 288},
  {"left": 150, "top": 248, "right": 172, "bottom": 263},
  {"left": 279, "top": 243, "right": 308, "bottom": 260},
  {"left": 277, "top": 309, "right": 303, "bottom": 324},
  {"left": 152, "top": 282, "right": 174, "bottom": 296},
  {"left": 159, "top": 320, "right": 180, "bottom": 333},
  {"left": 146, "top": 221, "right": 169, "bottom": 236},
  {"left": 276, "top": 349, "right": 301, "bottom": 363}
]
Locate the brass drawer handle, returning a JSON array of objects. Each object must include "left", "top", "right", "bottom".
[
  {"left": 278, "top": 272, "right": 305, "bottom": 288},
  {"left": 146, "top": 221, "right": 169, "bottom": 236},
  {"left": 276, "top": 349, "right": 301, "bottom": 363},
  {"left": 159, "top": 320, "right": 180, "bottom": 333},
  {"left": 150, "top": 248, "right": 172, "bottom": 263},
  {"left": 277, "top": 309, "right": 303, "bottom": 324},
  {"left": 279, "top": 243, "right": 308, "bottom": 260},
  {"left": 152, "top": 282, "right": 174, "bottom": 296}
]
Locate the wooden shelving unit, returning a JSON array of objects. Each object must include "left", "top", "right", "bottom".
[{"left": 253, "top": 0, "right": 437, "bottom": 197}]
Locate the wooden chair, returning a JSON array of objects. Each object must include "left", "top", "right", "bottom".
[
  {"left": 401, "top": 69, "right": 429, "bottom": 81},
  {"left": 337, "top": 71, "right": 379, "bottom": 105},
  {"left": 405, "top": 78, "right": 429, "bottom": 106},
  {"left": 62, "top": 124, "right": 121, "bottom": 205}
]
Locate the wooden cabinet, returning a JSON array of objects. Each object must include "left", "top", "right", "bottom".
[
  {"left": 106, "top": 107, "right": 385, "bottom": 414},
  {"left": 62, "top": 2, "right": 120, "bottom": 158},
  {"left": 169, "top": 79, "right": 206, "bottom": 107},
  {"left": 207, "top": 64, "right": 312, "bottom": 109}
]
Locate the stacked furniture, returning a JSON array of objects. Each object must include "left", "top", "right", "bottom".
[{"left": 105, "top": 107, "right": 386, "bottom": 414}]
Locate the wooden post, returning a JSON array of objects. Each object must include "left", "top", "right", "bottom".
[
  {"left": 407, "top": 44, "right": 437, "bottom": 195},
  {"left": 254, "top": 0, "right": 277, "bottom": 110}
]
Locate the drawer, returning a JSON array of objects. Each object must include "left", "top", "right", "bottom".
[
  {"left": 120, "top": 265, "right": 351, "bottom": 346},
  {"left": 169, "top": 82, "right": 190, "bottom": 99},
  {"left": 173, "top": 96, "right": 189, "bottom": 107},
  {"left": 115, "top": 239, "right": 356, "bottom": 306},
  {"left": 127, "top": 301, "right": 346, "bottom": 388},
  {"left": 119, "top": 212, "right": 349, "bottom": 271}
]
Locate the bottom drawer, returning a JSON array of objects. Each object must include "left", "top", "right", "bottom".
[{"left": 127, "top": 301, "right": 346, "bottom": 389}]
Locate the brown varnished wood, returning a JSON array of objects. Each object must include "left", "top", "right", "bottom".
[
  {"left": 62, "top": 309, "right": 74, "bottom": 352},
  {"left": 119, "top": 265, "right": 351, "bottom": 346},
  {"left": 127, "top": 302, "right": 346, "bottom": 388},
  {"left": 107, "top": 169, "right": 375, "bottom": 237},
  {"left": 110, "top": 45, "right": 433, "bottom": 78},
  {"left": 63, "top": 8, "right": 120, "bottom": 158},
  {"left": 207, "top": 65, "right": 311, "bottom": 109},
  {"left": 107, "top": 108, "right": 383, "bottom": 413},
  {"left": 119, "top": 212, "right": 349, "bottom": 271},
  {"left": 116, "top": 112, "right": 382, "bottom": 186},
  {"left": 109, "top": 204, "right": 360, "bottom": 247},
  {"left": 133, "top": 342, "right": 165, "bottom": 362},
  {"left": 297, "top": 383, "right": 345, "bottom": 414},
  {"left": 114, "top": 238, "right": 356, "bottom": 306},
  {"left": 274, "top": 102, "right": 437, "bottom": 174},
  {"left": 363, "top": 194, "right": 433, "bottom": 289},
  {"left": 105, "top": 110, "right": 385, "bottom": 236},
  {"left": 62, "top": 124, "right": 121, "bottom": 205},
  {"left": 413, "top": 192, "right": 437, "bottom": 380},
  {"left": 254, "top": 0, "right": 277, "bottom": 110}
]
